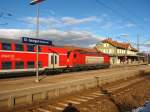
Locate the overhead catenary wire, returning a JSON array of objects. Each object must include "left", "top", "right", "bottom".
[
  {"left": 115, "top": 0, "right": 150, "bottom": 45},
  {"left": 115, "top": 0, "right": 144, "bottom": 22},
  {"left": 0, "top": 14, "right": 37, "bottom": 27},
  {"left": 95, "top": 0, "right": 144, "bottom": 30},
  {"left": 116, "top": 35, "right": 150, "bottom": 48},
  {"left": 95, "top": 0, "right": 150, "bottom": 51},
  {"left": 0, "top": 8, "right": 35, "bottom": 26}
]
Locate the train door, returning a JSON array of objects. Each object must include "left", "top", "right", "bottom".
[{"left": 48, "top": 53, "right": 59, "bottom": 68}]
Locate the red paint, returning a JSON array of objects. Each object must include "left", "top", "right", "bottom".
[
  {"left": 12, "top": 43, "right": 15, "bottom": 51},
  {"left": 0, "top": 42, "right": 110, "bottom": 73}
]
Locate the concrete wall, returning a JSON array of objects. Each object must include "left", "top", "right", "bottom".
[{"left": 0, "top": 69, "right": 147, "bottom": 110}]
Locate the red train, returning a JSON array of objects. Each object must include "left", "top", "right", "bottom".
[{"left": 0, "top": 39, "right": 110, "bottom": 77}]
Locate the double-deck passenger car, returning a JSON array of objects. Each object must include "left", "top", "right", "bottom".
[{"left": 0, "top": 38, "right": 110, "bottom": 77}]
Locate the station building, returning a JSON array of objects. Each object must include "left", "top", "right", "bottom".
[{"left": 95, "top": 38, "right": 139, "bottom": 64}]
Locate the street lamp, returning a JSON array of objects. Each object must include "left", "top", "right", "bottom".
[
  {"left": 117, "top": 34, "right": 129, "bottom": 64},
  {"left": 143, "top": 43, "right": 150, "bottom": 64},
  {"left": 30, "top": 0, "right": 46, "bottom": 82}
]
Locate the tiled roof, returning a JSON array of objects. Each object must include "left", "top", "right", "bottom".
[{"left": 101, "top": 38, "right": 138, "bottom": 52}]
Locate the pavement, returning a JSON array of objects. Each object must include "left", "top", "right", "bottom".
[{"left": 0, "top": 64, "right": 149, "bottom": 93}]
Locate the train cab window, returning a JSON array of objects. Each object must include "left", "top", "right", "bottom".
[
  {"left": 74, "top": 54, "right": 77, "bottom": 58},
  {"left": 2, "top": 62, "right": 12, "bottom": 69},
  {"left": 15, "top": 44, "right": 24, "bottom": 51},
  {"left": 27, "top": 45, "right": 34, "bottom": 52},
  {"left": 51, "top": 55, "right": 54, "bottom": 64},
  {"left": 27, "top": 61, "right": 35, "bottom": 68},
  {"left": 67, "top": 52, "right": 71, "bottom": 58},
  {"left": 15, "top": 61, "right": 24, "bottom": 69},
  {"left": 2, "top": 43, "right": 12, "bottom": 50},
  {"left": 55, "top": 55, "right": 57, "bottom": 64}
]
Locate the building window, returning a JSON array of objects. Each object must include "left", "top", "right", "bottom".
[
  {"left": 104, "top": 43, "right": 107, "bottom": 47},
  {"left": 2, "top": 62, "right": 12, "bottom": 69},
  {"left": 27, "top": 61, "right": 35, "bottom": 68},
  {"left": 27, "top": 45, "right": 34, "bottom": 52},
  {"left": 112, "top": 49, "right": 113, "bottom": 53},
  {"left": 15, "top": 61, "right": 24, "bottom": 69},
  {"left": 107, "top": 43, "right": 109, "bottom": 47},
  {"left": 2, "top": 43, "right": 12, "bottom": 50},
  {"left": 109, "top": 49, "right": 111, "bottom": 54},
  {"left": 106, "top": 49, "right": 108, "bottom": 53},
  {"left": 15, "top": 44, "right": 24, "bottom": 51},
  {"left": 123, "top": 50, "right": 125, "bottom": 54},
  {"left": 103, "top": 49, "right": 106, "bottom": 53},
  {"left": 104, "top": 43, "right": 109, "bottom": 47},
  {"left": 117, "top": 49, "right": 120, "bottom": 53}
]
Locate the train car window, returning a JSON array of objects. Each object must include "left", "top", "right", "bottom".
[
  {"left": 2, "top": 43, "right": 12, "bottom": 50},
  {"left": 15, "top": 61, "right": 24, "bottom": 69},
  {"left": 27, "top": 61, "right": 35, "bottom": 68},
  {"left": 27, "top": 45, "right": 34, "bottom": 52},
  {"left": 2, "top": 62, "right": 12, "bottom": 69},
  {"left": 74, "top": 54, "right": 77, "bottom": 58},
  {"left": 15, "top": 44, "right": 24, "bottom": 51},
  {"left": 38, "top": 46, "right": 41, "bottom": 52},
  {"left": 51, "top": 55, "right": 54, "bottom": 64},
  {"left": 67, "top": 52, "right": 71, "bottom": 58},
  {"left": 35, "top": 46, "right": 42, "bottom": 52},
  {"left": 38, "top": 62, "right": 42, "bottom": 68},
  {"left": 55, "top": 55, "right": 57, "bottom": 64}
]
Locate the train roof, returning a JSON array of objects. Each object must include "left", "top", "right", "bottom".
[
  {"left": 0, "top": 38, "right": 21, "bottom": 44},
  {"left": 48, "top": 46, "right": 67, "bottom": 54},
  {"left": 0, "top": 38, "right": 109, "bottom": 55},
  {"left": 60, "top": 45, "right": 98, "bottom": 53}
]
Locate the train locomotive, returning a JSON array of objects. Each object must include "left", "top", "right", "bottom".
[{"left": 0, "top": 39, "right": 110, "bottom": 77}]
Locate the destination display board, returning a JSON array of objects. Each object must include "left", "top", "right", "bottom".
[{"left": 22, "top": 37, "right": 52, "bottom": 45}]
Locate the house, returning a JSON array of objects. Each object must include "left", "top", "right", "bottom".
[{"left": 95, "top": 38, "right": 138, "bottom": 64}]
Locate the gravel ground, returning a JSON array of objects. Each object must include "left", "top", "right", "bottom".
[{"left": 103, "top": 74, "right": 150, "bottom": 112}]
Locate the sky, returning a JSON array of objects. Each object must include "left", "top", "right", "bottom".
[{"left": 0, "top": 0, "right": 150, "bottom": 51}]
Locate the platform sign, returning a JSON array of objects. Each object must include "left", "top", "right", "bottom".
[{"left": 22, "top": 37, "right": 52, "bottom": 45}]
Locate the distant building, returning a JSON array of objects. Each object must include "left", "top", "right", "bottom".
[
  {"left": 137, "top": 52, "right": 150, "bottom": 64},
  {"left": 95, "top": 38, "right": 138, "bottom": 64}
]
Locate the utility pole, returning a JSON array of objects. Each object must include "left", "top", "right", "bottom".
[
  {"left": 30, "top": 0, "right": 46, "bottom": 83},
  {"left": 147, "top": 49, "right": 149, "bottom": 64},
  {"left": 137, "top": 34, "right": 140, "bottom": 52},
  {"left": 35, "top": 4, "right": 39, "bottom": 83},
  {"left": 137, "top": 34, "right": 140, "bottom": 64}
]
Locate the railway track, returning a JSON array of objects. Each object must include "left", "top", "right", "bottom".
[
  {"left": 17, "top": 89, "right": 108, "bottom": 112},
  {"left": 15, "top": 74, "right": 148, "bottom": 112}
]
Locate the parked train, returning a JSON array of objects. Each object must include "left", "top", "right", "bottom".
[{"left": 0, "top": 39, "right": 110, "bottom": 77}]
